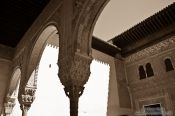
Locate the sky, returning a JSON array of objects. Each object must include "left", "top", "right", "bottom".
[
  {"left": 93, "top": 0, "right": 175, "bottom": 41},
  {"left": 12, "top": 46, "right": 110, "bottom": 116}
]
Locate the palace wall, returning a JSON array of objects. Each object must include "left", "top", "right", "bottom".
[{"left": 125, "top": 36, "right": 175, "bottom": 115}]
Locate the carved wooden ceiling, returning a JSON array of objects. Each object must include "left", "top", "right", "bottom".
[{"left": 0, "top": 0, "right": 50, "bottom": 47}]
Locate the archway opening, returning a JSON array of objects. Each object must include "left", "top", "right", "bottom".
[
  {"left": 13, "top": 22, "right": 71, "bottom": 115},
  {"left": 12, "top": 25, "right": 70, "bottom": 115},
  {"left": 12, "top": 45, "right": 70, "bottom": 116},
  {"left": 28, "top": 45, "right": 69, "bottom": 116}
]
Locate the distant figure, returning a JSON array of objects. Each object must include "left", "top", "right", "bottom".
[{"left": 49, "top": 64, "right": 51, "bottom": 68}]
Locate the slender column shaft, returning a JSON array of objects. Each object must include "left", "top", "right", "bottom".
[
  {"left": 65, "top": 86, "right": 84, "bottom": 116},
  {"left": 20, "top": 105, "right": 30, "bottom": 116},
  {"left": 70, "top": 93, "right": 79, "bottom": 116},
  {"left": 70, "top": 86, "right": 79, "bottom": 116},
  {"left": 22, "top": 111, "right": 27, "bottom": 116},
  {"left": 22, "top": 108, "right": 28, "bottom": 116}
]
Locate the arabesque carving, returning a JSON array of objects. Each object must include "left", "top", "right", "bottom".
[
  {"left": 59, "top": 52, "right": 92, "bottom": 87},
  {"left": 18, "top": 87, "right": 36, "bottom": 116},
  {"left": 58, "top": 52, "right": 92, "bottom": 116},
  {"left": 125, "top": 36, "right": 175, "bottom": 63}
]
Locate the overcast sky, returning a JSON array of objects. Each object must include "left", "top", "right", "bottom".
[{"left": 93, "top": 0, "right": 175, "bottom": 41}]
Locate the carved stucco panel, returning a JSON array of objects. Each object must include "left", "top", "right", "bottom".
[{"left": 125, "top": 36, "right": 175, "bottom": 63}]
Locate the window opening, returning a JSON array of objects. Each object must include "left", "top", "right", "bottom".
[
  {"left": 146, "top": 63, "right": 154, "bottom": 77},
  {"left": 164, "top": 58, "right": 174, "bottom": 72},
  {"left": 144, "top": 104, "right": 163, "bottom": 116},
  {"left": 139, "top": 65, "right": 146, "bottom": 79}
]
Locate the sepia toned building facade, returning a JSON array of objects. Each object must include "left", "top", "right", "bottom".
[{"left": 0, "top": 0, "right": 175, "bottom": 116}]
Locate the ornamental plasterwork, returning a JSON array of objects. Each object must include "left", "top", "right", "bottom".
[
  {"left": 19, "top": 87, "right": 36, "bottom": 110},
  {"left": 125, "top": 36, "right": 175, "bottom": 63},
  {"left": 58, "top": 52, "right": 92, "bottom": 87}
]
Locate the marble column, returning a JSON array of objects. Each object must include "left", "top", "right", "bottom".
[
  {"left": 18, "top": 87, "right": 36, "bottom": 116},
  {"left": 58, "top": 52, "right": 92, "bottom": 116}
]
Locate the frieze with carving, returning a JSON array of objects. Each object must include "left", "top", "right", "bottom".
[{"left": 125, "top": 36, "right": 175, "bottom": 63}]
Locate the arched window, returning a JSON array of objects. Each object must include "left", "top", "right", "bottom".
[
  {"left": 146, "top": 63, "right": 154, "bottom": 77},
  {"left": 139, "top": 65, "right": 146, "bottom": 79},
  {"left": 164, "top": 58, "right": 174, "bottom": 72}
]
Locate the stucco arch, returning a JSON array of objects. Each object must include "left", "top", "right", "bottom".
[
  {"left": 7, "top": 67, "right": 21, "bottom": 98},
  {"left": 25, "top": 24, "right": 59, "bottom": 86}
]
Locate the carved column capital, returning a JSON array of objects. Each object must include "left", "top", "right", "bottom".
[
  {"left": 18, "top": 87, "right": 36, "bottom": 116},
  {"left": 59, "top": 52, "right": 92, "bottom": 87},
  {"left": 58, "top": 52, "right": 92, "bottom": 116}
]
